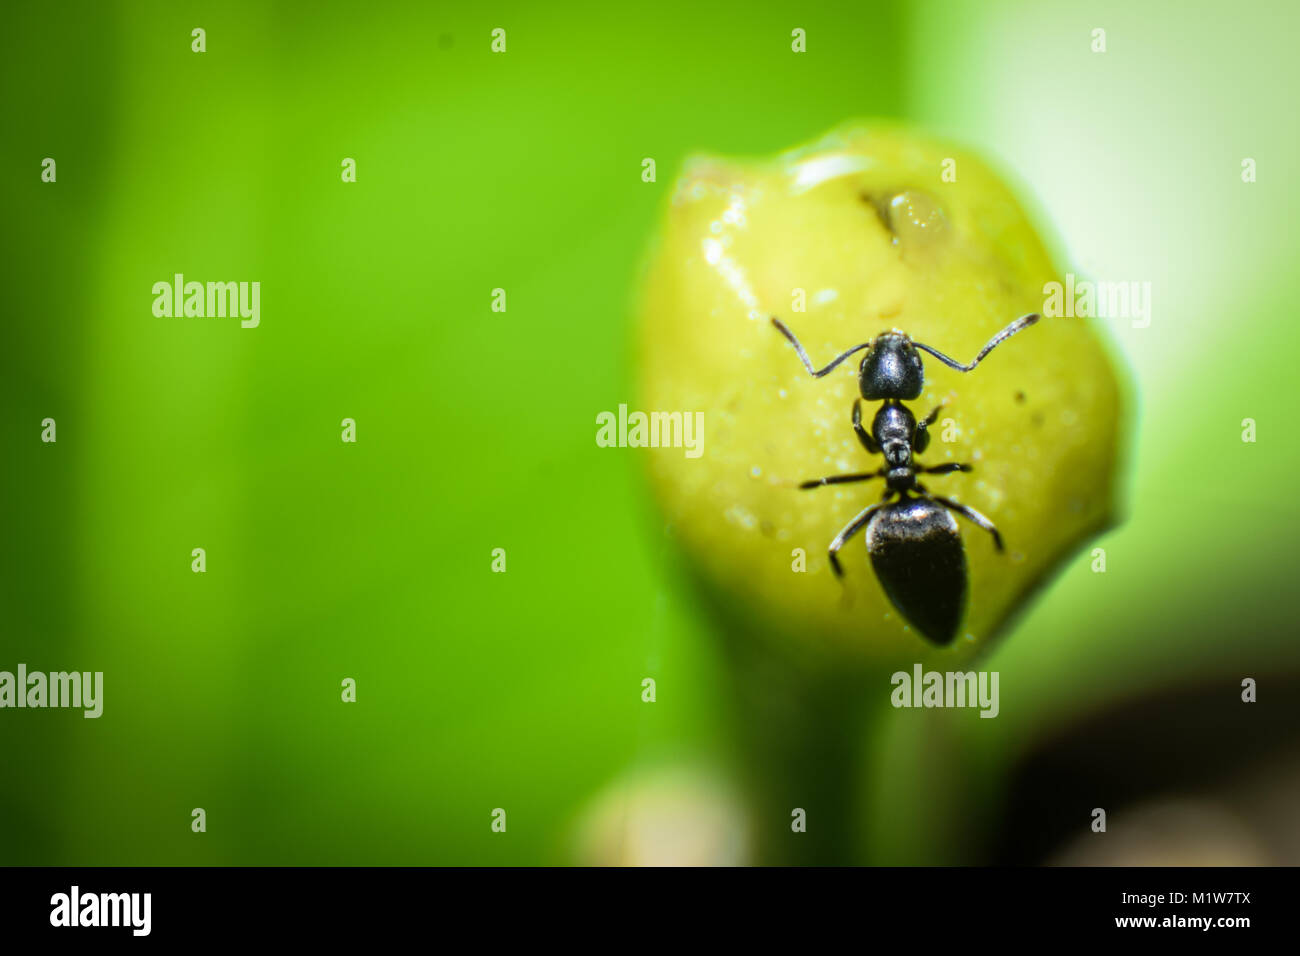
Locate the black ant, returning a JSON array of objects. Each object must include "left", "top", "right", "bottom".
[{"left": 771, "top": 312, "right": 1040, "bottom": 645}]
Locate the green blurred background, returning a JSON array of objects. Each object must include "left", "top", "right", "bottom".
[{"left": 3, "top": 0, "right": 1297, "bottom": 865}]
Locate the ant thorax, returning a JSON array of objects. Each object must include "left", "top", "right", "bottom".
[{"left": 872, "top": 401, "right": 917, "bottom": 467}]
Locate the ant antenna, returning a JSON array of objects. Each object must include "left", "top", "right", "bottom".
[
  {"left": 913, "top": 313, "right": 1040, "bottom": 372},
  {"left": 771, "top": 317, "right": 871, "bottom": 378}
]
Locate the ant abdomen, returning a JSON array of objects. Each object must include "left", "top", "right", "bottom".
[{"left": 866, "top": 498, "right": 966, "bottom": 645}]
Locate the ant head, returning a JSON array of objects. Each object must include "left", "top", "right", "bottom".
[{"left": 859, "top": 331, "right": 923, "bottom": 401}]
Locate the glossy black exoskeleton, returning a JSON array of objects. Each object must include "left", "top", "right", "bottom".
[{"left": 771, "top": 312, "right": 1040, "bottom": 645}]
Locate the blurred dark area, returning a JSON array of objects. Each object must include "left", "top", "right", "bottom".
[{"left": 993, "top": 675, "right": 1300, "bottom": 865}]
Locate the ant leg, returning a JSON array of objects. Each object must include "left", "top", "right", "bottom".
[
  {"left": 852, "top": 400, "right": 879, "bottom": 454},
  {"left": 827, "top": 496, "right": 891, "bottom": 577},
  {"left": 771, "top": 317, "right": 872, "bottom": 378},
  {"left": 928, "top": 493, "right": 1004, "bottom": 552},
  {"left": 914, "top": 403, "right": 945, "bottom": 453},
  {"left": 800, "top": 469, "right": 882, "bottom": 490},
  {"left": 920, "top": 462, "right": 971, "bottom": 476}
]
